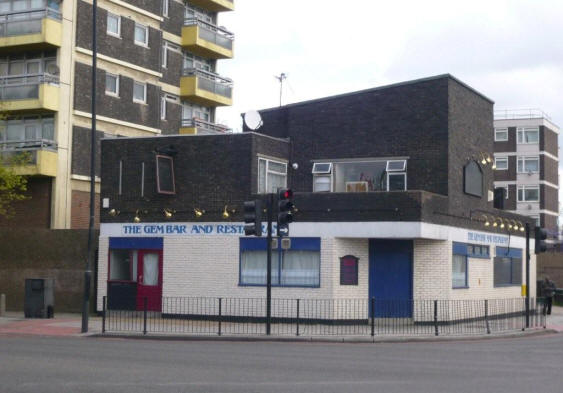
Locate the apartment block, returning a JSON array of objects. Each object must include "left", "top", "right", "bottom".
[
  {"left": 0, "top": 0, "right": 234, "bottom": 229},
  {"left": 493, "top": 109, "right": 559, "bottom": 232}
]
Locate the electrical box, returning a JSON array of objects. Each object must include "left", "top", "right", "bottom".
[{"left": 24, "top": 278, "right": 55, "bottom": 318}]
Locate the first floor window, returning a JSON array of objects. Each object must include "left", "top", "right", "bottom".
[
  {"left": 240, "top": 238, "right": 320, "bottom": 287},
  {"left": 517, "top": 186, "right": 539, "bottom": 202},
  {"left": 105, "top": 73, "right": 119, "bottom": 96},
  {"left": 494, "top": 248, "right": 522, "bottom": 286},
  {"left": 258, "top": 157, "right": 287, "bottom": 194},
  {"left": 133, "top": 81, "right": 147, "bottom": 104},
  {"left": 517, "top": 156, "right": 539, "bottom": 173},
  {"left": 134, "top": 23, "right": 149, "bottom": 46},
  {"left": 160, "top": 97, "right": 166, "bottom": 120},
  {"left": 107, "top": 12, "right": 121, "bottom": 37}
]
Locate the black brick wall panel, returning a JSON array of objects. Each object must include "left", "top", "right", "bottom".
[{"left": 72, "top": 126, "right": 104, "bottom": 177}]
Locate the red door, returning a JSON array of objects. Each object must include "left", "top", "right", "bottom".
[{"left": 136, "top": 250, "right": 163, "bottom": 311}]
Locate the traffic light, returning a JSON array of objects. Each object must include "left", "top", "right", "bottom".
[
  {"left": 534, "top": 226, "right": 548, "bottom": 254},
  {"left": 243, "top": 199, "right": 262, "bottom": 236},
  {"left": 277, "top": 188, "right": 293, "bottom": 237}
]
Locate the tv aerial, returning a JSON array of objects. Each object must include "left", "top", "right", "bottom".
[{"left": 243, "top": 110, "right": 263, "bottom": 130}]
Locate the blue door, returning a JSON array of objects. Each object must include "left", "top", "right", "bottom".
[{"left": 369, "top": 239, "right": 413, "bottom": 317}]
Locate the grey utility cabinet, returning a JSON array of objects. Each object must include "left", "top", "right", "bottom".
[{"left": 24, "top": 278, "right": 55, "bottom": 318}]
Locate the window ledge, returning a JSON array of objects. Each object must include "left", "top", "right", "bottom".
[{"left": 452, "top": 286, "right": 469, "bottom": 289}]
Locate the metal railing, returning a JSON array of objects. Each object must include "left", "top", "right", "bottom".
[
  {"left": 184, "top": 17, "right": 234, "bottom": 50},
  {"left": 181, "top": 118, "right": 230, "bottom": 134},
  {"left": 494, "top": 108, "right": 552, "bottom": 121},
  {"left": 0, "top": 73, "right": 59, "bottom": 100},
  {"left": 0, "top": 139, "right": 57, "bottom": 164},
  {"left": 182, "top": 67, "right": 232, "bottom": 98},
  {"left": 0, "top": 8, "right": 61, "bottom": 37},
  {"left": 102, "top": 296, "right": 546, "bottom": 337}
]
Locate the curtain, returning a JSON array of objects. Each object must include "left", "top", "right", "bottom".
[
  {"left": 240, "top": 250, "right": 279, "bottom": 285},
  {"left": 281, "top": 250, "right": 320, "bottom": 286},
  {"left": 452, "top": 254, "right": 467, "bottom": 288},
  {"left": 143, "top": 253, "right": 159, "bottom": 286}
]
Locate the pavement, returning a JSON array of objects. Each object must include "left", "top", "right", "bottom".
[{"left": 1, "top": 306, "right": 562, "bottom": 340}]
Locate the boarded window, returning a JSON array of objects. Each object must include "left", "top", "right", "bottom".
[
  {"left": 156, "top": 155, "right": 175, "bottom": 194},
  {"left": 464, "top": 161, "right": 483, "bottom": 197}
]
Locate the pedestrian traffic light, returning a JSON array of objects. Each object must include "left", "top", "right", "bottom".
[
  {"left": 244, "top": 199, "right": 262, "bottom": 236},
  {"left": 277, "top": 188, "right": 293, "bottom": 237},
  {"left": 535, "top": 226, "right": 548, "bottom": 254}
]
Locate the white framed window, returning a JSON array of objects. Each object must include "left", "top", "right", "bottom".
[
  {"left": 160, "top": 96, "right": 166, "bottom": 120},
  {"left": 107, "top": 12, "right": 121, "bottom": 37},
  {"left": 494, "top": 157, "right": 508, "bottom": 170},
  {"left": 517, "top": 156, "right": 539, "bottom": 173},
  {"left": 517, "top": 185, "right": 539, "bottom": 202},
  {"left": 388, "top": 172, "right": 407, "bottom": 191},
  {"left": 494, "top": 128, "right": 508, "bottom": 142},
  {"left": 162, "top": 0, "right": 169, "bottom": 17},
  {"left": 517, "top": 127, "right": 539, "bottom": 144},
  {"left": 133, "top": 81, "right": 147, "bottom": 104},
  {"left": 312, "top": 163, "right": 332, "bottom": 192},
  {"left": 182, "top": 102, "right": 209, "bottom": 122},
  {"left": 312, "top": 163, "right": 332, "bottom": 174},
  {"left": 105, "top": 73, "right": 119, "bottom": 96},
  {"left": 134, "top": 23, "right": 149, "bottom": 47},
  {"left": 258, "top": 157, "right": 287, "bottom": 194},
  {"left": 386, "top": 160, "right": 406, "bottom": 172}
]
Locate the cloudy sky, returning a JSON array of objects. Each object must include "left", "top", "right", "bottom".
[{"left": 215, "top": 0, "right": 563, "bottom": 214}]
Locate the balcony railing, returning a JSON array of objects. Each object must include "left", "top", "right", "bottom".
[
  {"left": 0, "top": 8, "right": 61, "bottom": 37},
  {"left": 0, "top": 139, "right": 57, "bottom": 166},
  {"left": 181, "top": 118, "right": 230, "bottom": 134},
  {"left": 184, "top": 17, "right": 234, "bottom": 51},
  {"left": 0, "top": 73, "right": 59, "bottom": 100},
  {"left": 494, "top": 108, "right": 552, "bottom": 121},
  {"left": 182, "top": 68, "right": 232, "bottom": 99}
]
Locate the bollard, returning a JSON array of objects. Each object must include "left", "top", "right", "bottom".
[{"left": 0, "top": 294, "right": 5, "bottom": 317}]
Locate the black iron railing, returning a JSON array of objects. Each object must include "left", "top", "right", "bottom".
[{"left": 102, "top": 296, "right": 546, "bottom": 337}]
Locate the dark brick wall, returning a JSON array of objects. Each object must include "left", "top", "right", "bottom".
[
  {"left": 537, "top": 252, "right": 563, "bottom": 288},
  {"left": 72, "top": 126, "right": 104, "bottom": 177},
  {"left": 101, "top": 133, "right": 289, "bottom": 223},
  {"left": 446, "top": 78, "right": 494, "bottom": 215},
  {"left": 541, "top": 185, "right": 558, "bottom": 212},
  {"left": 540, "top": 214, "right": 558, "bottom": 232},
  {"left": 540, "top": 126, "right": 558, "bottom": 156},
  {"left": 162, "top": 0, "right": 184, "bottom": 36},
  {"left": 0, "top": 229, "right": 97, "bottom": 312},
  {"left": 494, "top": 126, "right": 516, "bottom": 152},
  {"left": 128, "top": 0, "right": 162, "bottom": 15},
  {"left": 0, "top": 177, "right": 51, "bottom": 228},
  {"left": 71, "top": 190, "right": 100, "bottom": 229},
  {"left": 161, "top": 44, "right": 182, "bottom": 86},
  {"left": 76, "top": 1, "right": 161, "bottom": 72},
  {"left": 250, "top": 77, "right": 451, "bottom": 196},
  {"left": 540, "top": 155, "right": 558, "bottom": 185},
  {"left": 494, "top": 156, "right": 516, "bottom": 181},
  {"left": 506, "top": 184, "right": 517, "bottom": 210},
  {"left": 161, "top": 100, "right": 182, "bottom": 135},
  {"left": 74, "top": 63, "right": 161, "bottom": 129}
]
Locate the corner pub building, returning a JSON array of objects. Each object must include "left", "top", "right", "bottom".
[{"left": 96, "top": 75, "right": 538, "bottom": 324}]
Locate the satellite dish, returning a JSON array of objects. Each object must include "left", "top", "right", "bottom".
[{"left": 244, "top": 110, "right": 263, "bottom": 130}]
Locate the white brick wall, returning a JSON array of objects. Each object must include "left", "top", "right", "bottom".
[
  {"left": 413, "top": 239, "right": 451, "bottom": 300},
  {"left": 96, "top": 237, "right": 109, "bottom": 311}
]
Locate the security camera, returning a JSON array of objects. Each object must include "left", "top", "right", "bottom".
[{"left": 292, "top": 163, "right": 299, "bottom": 170}]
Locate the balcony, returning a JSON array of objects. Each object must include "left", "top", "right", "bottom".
[
  {"left": 180, "top": 68, "right": 232, "bottom": 107},
  {"left": 0, "top": 73, "right": 59, "bottom": 112},
  {"left": 180, "top": 118, "right": 230, "bottom": 135},
  {"left": 0, "top": 8, "right": 62, "bottom": 52},
  {"left": 181, "top": 18, "right": 234, "bottom": 59},
  {"left": 0, "top": 139, "right": 57, "bottom": 177},
  {"left": 186, "top": 0, "right": 234, "bottom": 12}
]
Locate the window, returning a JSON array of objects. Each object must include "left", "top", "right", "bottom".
[
  {"left": 182, "top": 102, "right": 209, "bottom": 122},
  {"left": 107, "top": 12, "right": 121, "bottom": 37},
  {"left": 162, "top": 0, "right": 168, "bottom": 17},
  {"left": 156, "top": 155, "right": 175, "bottom": 194},
  {"left": 517, "top": 127, "right": 539, "bottom": 144},
  {"left": 494, "top": 247, "right": 522, "bottom": 286},
  {"left": 312, "top": 162, "right": 332, "bottom": 174},
  {"left": 388, "top": 173, "right": 406, "bottom": 191},
  {"left": 467, "top": 244, "right": 490, "bottom": 258},
  {"left": 258, "top": 157, "right": 287, "bottom": 194},
  {"left": 134, "top": 23, "right": 149, "bottom": 46},
  {"left": 386, "top": 160, "right": 406, "bottom": 171},
  {"left": 109, "top": 249, "right": 138, "bottom": 281},
  {"left": 312, "top": 163, "right": 332, "bottom": 192},
  {"left": 160, "top": 97, "right": 166, "bottom": 120},
  {"left": 452, "top": 243, "right": 468, "bottom": 288},
  {"left": 240, "top": 238, "right": 320, "bottom": 287},
  {"left": 105, "top": 73, "right": 119, "bottom": 96},
  {"left": 497, "top": 186, "right": 509, "bottom": 200},
  {"left": 495, "top": 157, "right": 508, "bottom": 170},
  {"left": 517, "top": 185, "right": 539, "bottom": 202},
  {"left": 517, "top": 156, "right": 539, "bottom": 173},
  {"left": 133, "top": 81, "right": 146, "bottom": 104},
  {"left": 464, "top": 161, "right": 483, "bottom": 197},
  {"left": 494, "top": 127, "right": 508, "bottom": 142},
  {"left": 0, "top": 115, "right": 54, "bottom": 145}
]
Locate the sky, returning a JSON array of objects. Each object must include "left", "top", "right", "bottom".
[{"left": 215, "top": 0, "right": 563, "bottom": 215}]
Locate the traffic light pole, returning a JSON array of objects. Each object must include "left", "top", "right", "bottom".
[
  {"left": 525, "top": 223, "right": 530, "bottom": 328},
  {"left": 266, "top": 193, "right": 273, "bottom": 335}
]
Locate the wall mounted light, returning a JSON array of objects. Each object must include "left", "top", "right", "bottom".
[
  {"left": 108, "top": 208, "right": 119, "bottom": 217},
  {"left": 222, "top": 205, "right": 236, "bottom": 219},
  {"left": 512, "top": 220, "right": 519, "bottom": 231},
  {"left": 194, "top": 208, "right": 205, "bottom": 218},
  {"left": 163, "top": 208, "right": 175, "bottom": 219},
  {"left": 493, "top": 219, "right": 499, "bottom": 228},
  {"left": 519, "top": 222, "right": 525, "bottom": 232},
  {"left": 499, "top": 219, "right": 505, "bottom": 229},
  {"left": 133, "top": 210, "right": 141, "bottom": 223},
  {"left": 482, "top": 214, "right": 491, "bottom": 227}
]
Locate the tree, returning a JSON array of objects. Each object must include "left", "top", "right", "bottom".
[{"left": 0, "top": 111, "right": 29, "bottom": 218}]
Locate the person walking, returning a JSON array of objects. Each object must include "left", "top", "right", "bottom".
[{"left": 541, "top": 276, "right": 556, "bottom": 315}]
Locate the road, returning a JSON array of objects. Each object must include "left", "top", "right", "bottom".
[{"left": 1, "top": 334, "right": 562, "bottom": 393}]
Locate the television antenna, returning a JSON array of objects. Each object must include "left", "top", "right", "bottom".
[
  {"left": 243, "top": 110, "right": 263, "bottom": 130},
  {"left": 275, "top": 72, "right": 287, "bottom": 107}
]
